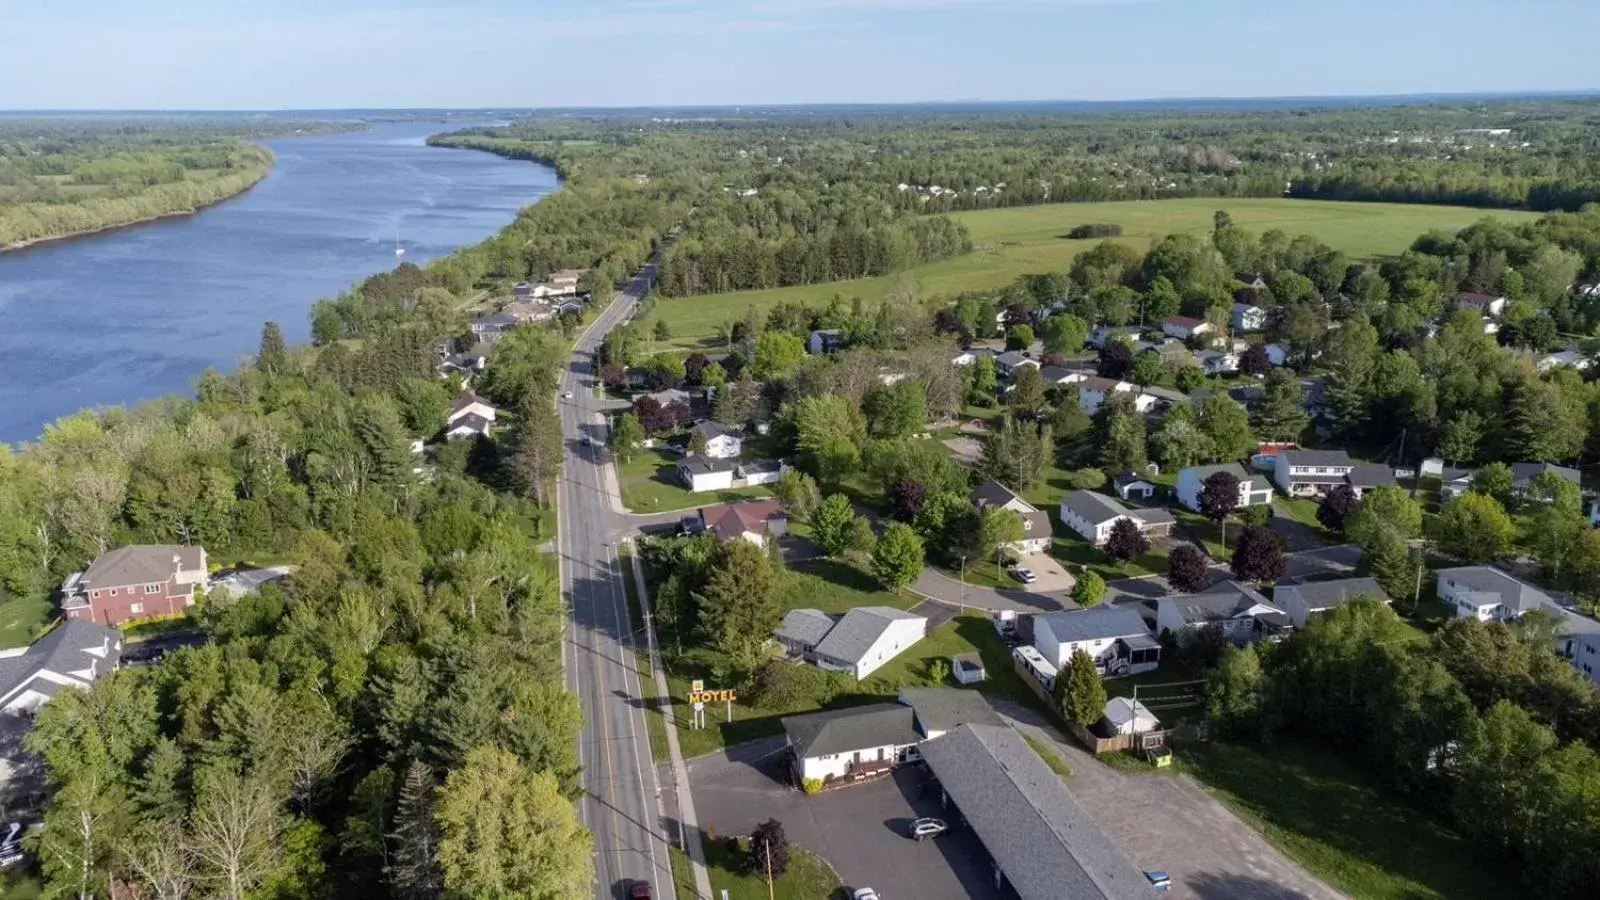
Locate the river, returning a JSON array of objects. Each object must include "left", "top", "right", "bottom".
[{"left": 0, "top": 121, "right": 558, "bottom": 444}]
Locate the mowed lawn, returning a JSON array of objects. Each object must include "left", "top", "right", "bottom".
[{"left": 651, "top": 197, "right": 1539, "bottom": 349}]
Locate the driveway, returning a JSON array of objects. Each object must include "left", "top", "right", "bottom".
[
  {"left": 1284, "top": 544, "right": 1363, "bottom": 579},
  {"left": 1015, "top": 550, "right": 1074, "bottom": 592},
  {"left": 688, "top": 739, "right": 1008, "bottom": 899},
  {"left": 994, "top": 701, "right": 1344, "bottom": 900},
  {"left": 1268, "top": 503, "right": 1327, "bottom": 553},
  {"left": 211, "top": 565, "right": 294, "bottom": 598},
  {"left": 910, "top": 567, "right": 1072, "bottom": 613}
]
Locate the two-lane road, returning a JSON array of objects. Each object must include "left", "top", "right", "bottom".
[{"left": 558, "top": 257, "right": 679, "bottom": 899}]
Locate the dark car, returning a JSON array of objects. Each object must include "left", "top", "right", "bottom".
[{"left": 629, "top": 881, "right": 653, "bottom": 900}]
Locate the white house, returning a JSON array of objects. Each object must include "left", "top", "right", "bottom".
[
  {"left": 897, "top": 687, "right": 1006, "bottom": 741},
  {"left": 808, "top": 329, "right": 844, "bottom": 355},
  {"left": 1436, "top": 566, "right": 1600, "bottom": 687},
  {"left": 1174, "top": 463, "right": 1274, "bottom": 513},
  {"left": 445, "top": 392, "right": 499, "bottom": 441},
  {"left": 1160, "top": 315, "right": 1214, "bottom": 342},
  {"left": 994, "top": 351, "right": 1040, "bottom": 379},
  {"left": 1272, "top": 448, "right": 1355, "bottom": 497},
  {"left": 1439, "top": 461, "right": 1580, "bottom": 501},
  {"left": 1103, "top": 697, "right": 1161, "bottom": 737},
  {"left": 1112, "top": 472, "right": 1158, "bottom": 501},
  {"left": 1344, "top": 464, "right": 1397, "bottom": 498},
  {"left": 1453, "top": 292, "right": 1509, "bottom": 318},
  {"left": 1033, "top": 607, "right": 1161, "bottom": 675},
  {"left": 1069, "top": 375, "right": 1158, "bottom": 414},
  {"left": 735, "top": 459, "right": 786, "bottom": 486},
  {"left": 1196, "top": 349, "right": 1239, "bottom": 375},
  {"left": 1231, "top": 303, "right": 1267, "bottom": 333},
  {"left": 1058, "top": 490, "right": 1175, "bottom": 546},
  {"left": 970, "top": 480, "right": 1052, "bottom": 554},
  {"left": 1538, "top": 348, "right": 1592, "bottom": 373},
  {"left": 1273, "top": 576, "right": 1388, "bottom": 628},
  {"left": 676, "top": 457, "right": 737, "bottom": 492},
  {"left": 0, "top": 620, "right": 121, "bottom": 715},
  {"left": 812, "top": 607, "right": 928, "bottom": 680},
  {"left": 689, "top": 420, "right": 743, "bottom": 459},
  {"left": 1154, "top": 581, "right": 1291, "bottom": 644},
  {"left": 1089, "top": 326, "right": 1141, "bottom": 349}
]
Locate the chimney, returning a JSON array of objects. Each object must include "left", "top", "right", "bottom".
[{"left": 173, "top": 552, "right": 182, "bottom": 573}]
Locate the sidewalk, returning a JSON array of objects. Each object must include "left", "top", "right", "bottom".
[{"left": 628, "top": 542, "right": 714, "bottom": 900}]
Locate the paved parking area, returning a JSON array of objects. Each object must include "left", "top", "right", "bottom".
[
  {"left": 688, "top": 738, "right": 1010, "bottom": 900},
  {"left": 1016, "top": 550, "right": 1074, "bottom": 592}
]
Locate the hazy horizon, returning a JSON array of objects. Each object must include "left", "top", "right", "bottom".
[{"left": 4, "top": 0, "right": 1597, "bottom": 110}]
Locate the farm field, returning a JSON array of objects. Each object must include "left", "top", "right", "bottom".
[{"left": 650, "top": 197, "right": 1540, "bottom": 350}]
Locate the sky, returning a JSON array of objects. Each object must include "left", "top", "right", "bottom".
[{"left": 3, "top": 0, "right": 1598, "bottom": 110}]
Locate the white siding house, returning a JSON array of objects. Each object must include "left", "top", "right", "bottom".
[
  {"left": 1160, "top": 316, "right": 1214, "bottom": 342},
  {"left": 813, "top": 607, "right": 928, "bottom": 680},
  {"left": 1034, "top": 607, "right": 1161, "bottom": 676},
  {"left": 1174, "top": 464, "right": 1274, "bottom": 513},
  {"left": 1436, "top": 566, "right": 1600, "bottom": 688},
  {"left": 1272, "top": 449, "right": 1354, "bottom": 497},
  {"left": 677, "top": 457, "right": 737, "bottom": 492},
  {"left": 1058, "top": 491, "right": 1175, "bottom": 545},
  {"left": 1231, "top": 303, "right": 1267, "bottom": 332},
  {"left": 970, "top": 481, "right": 1052, "bottom": 554},
  {"left": 689, "top": 421, "right": 743, "bottom": 459}
]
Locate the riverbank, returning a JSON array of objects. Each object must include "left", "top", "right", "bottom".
[{"left": 0, "top": 146, "right": 276, "bottom": 252}]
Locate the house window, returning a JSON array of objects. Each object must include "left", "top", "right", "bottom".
[
  {"left": 1315, "top": 467, "right": 1328, "bottom": 474},
  {"left": 109, "top": 588, "right": 118, "bottom": 596},
  {"left": 146, "top": 584, "right": 159, "bottom": 594},
  {"left": 91, "top": 590, "right": 100, "bottom": 599},
  {"left": 129, "top": 603, "right": 143, "bottom": 615}
]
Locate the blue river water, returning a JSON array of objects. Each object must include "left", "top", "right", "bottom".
[{"left": 0, "top": 121, "right": 557, "bottom": 443}]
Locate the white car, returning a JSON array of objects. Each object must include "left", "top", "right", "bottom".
[
  {"left": 0, "top": 822, "right": 28, "bottom": 867},
  {"left": 562, "top": 391, "right": 574, "bottom": 400},
  {"left": 852, "top": 890, "right": 880, "bottom": 900},
  {"left": 1009, "top": 566, "right": 1037, "bottom": 584}
]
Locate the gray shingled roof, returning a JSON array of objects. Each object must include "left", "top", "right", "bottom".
[
  {"left": 781, "top": 703, "right": 920, "bottom": 759},
  {"left": 1036, "top": 606, "right": 1149, "bottom": 643},
  {"left": 1437, "top": 566, "right": 1558, "bottom": 616},
  {"left": 678, "top": 456, "right": 737, "bottom": 476},
  {"left": 1274, "top": 576, "right": 1387, "bottom": 611},
  {"left": 995, "top": 350, "right": 1030, "bottom": 368},
  {"left": 970, "top": 480, "right": 1023, "bottom": 510},
  {"left": 1345, "top": 465, "right": 1396, "bottom": 489},
  {"left": 0, "top": 620, "right": 120, "bottom": 705},
  {"left": 1171, "top": 581, "right": 1277, "bottom": 624},
  {"left": 1184, "top": 463, "right": 1272, "bottom": 493},
  {"left": 691, "top": 420, "right": 741, "bottom": 441},
  {"left": 1060, "top": 490, "right": 1130, "bottom": 525},
  {"left": 919, "top": 724, "right": 1150, "bottom": 900},
  {"left": 813, "top": 607, "right": 925, "bottom": 665},
  {"left": 775, "top": 608, "right": 836, "bottom": 648},
  {"left": 81, "top": 545, "right": 202, "bottom": 590},
  {"left": 1280, "top": 448, "right": 1353, "bottom": 469},
  {"left": 899, "top": 688, "right": 1005, "bottom": 733},
  {"left": 1508, "top": 462, "right": 1580, "bottom": 488}
]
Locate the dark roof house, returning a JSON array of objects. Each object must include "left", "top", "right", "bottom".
[
  {"left": 0, "top": 620, "right": 122, "bottom": 714},
  {"left": 781, "top": 703, "right": 921, "bottom": 760}
]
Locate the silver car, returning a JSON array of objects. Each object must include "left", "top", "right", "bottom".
[{"left": 908, "top": 817, "right": 948, "bottom": 840}]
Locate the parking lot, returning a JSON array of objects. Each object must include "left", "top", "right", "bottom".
[{"left": 688, "top": 738, "right": 1012, "bottom": 899}]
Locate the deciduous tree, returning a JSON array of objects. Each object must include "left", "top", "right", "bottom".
[
  {"left": 1437, "top": 492, "right": 1516, "bottom": 563},
  {"left": 872, "top": 523, "right": 925, "bottom": 592},
  {"left": 1167, "top": 544, "right": 1211, "bottom": 593},
  {"left": 1230, "top": 525, "right": 1285, "bottom": 582},
  {"left": 1104, "top": 517, "right": 1149, "bottom": 561},
  {"left": 1071, "top": 570, "right": 1105, "bottom": 607}
]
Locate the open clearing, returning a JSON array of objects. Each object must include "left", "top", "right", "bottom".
[{"left": 651, "top": 197, "right": 1539, "bottom": 349}]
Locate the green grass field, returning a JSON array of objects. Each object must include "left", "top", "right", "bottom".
[
  {"left": 1184, "top": 741, "right": 1523, "bottom": 900},
  {"left": 616, "top": 447, "right": 773, "bottom": 514},
  {"left": 651, "top": 198, "right": 1539, "bottom": 349},
  {"left": 0, "top": 596, "right": 52, "bottom": 649},
  {"left": 672, "top": 840, "right": 842, "bottom": 900}
]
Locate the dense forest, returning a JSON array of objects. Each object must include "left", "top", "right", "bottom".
[{"left": 0, "top": 118, "right": 358, "bottom": 246}]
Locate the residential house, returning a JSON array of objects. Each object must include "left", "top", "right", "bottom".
[
  {"left": 1103, "top": 697, "right": 1160, "bottom": 737},
  {"left": 1231, "top": 303, "right": 1267, "bottom": 332},
  {"left": 1036, "top": 366, "right": 1078, "bottom": 388},
  {"left": 950, "top": 347, "right": 993, "bottom": 367},
  {"left": 689, "top": 420, "right": 743, "bottom": 459},
  {"left": 970, "top": 480, "right": 1052, "bottom": 554},
  {"left": 994, "top": 351, "right": 1040, "bottom": 379},
  {"left": 919, "top": 724, "right": 1151, "bottom": 900},
  {"left": 61, "top": 545, "right": 209, "bottom": 626},
  {"left": 0, "top": 620, "right": 122, "bottom": 715},
  {"left": 1439, "top": 461, "right": 1580, "bottom": 501},
  {"left": 694, "top": 500, "right": 788, "bottom": 545},
  {"left": 1435, "top": 567, "right": 1600, "bottom": 687},
  {"left": 514, "top": 269, "right": 583, "bottom": 300},
  {"left": 1112, "top": 472, "right": 1157, "bottom": 502},
  {"left": 1153, "top": 581, "right": 1291, "bottom": 644},
  {"left": 781, "top": 689, "right": 1001, "bottom": 784},
  {"left": 1069, "top": 375, "right": 1157, "bottom": 414},
  {"left": 1196, "top": 349, "right": 1240, "bottom": 375},
  {"left": 812, "top": 607, "right": 928, "bottom": 680},
  {"left": 1271, "top": 448, "right": 1354, "bottom": 497},
  {"left": 1273, "top": 576, "right": 1388, "bottom": 627},
  {"left": 469, "top": 312, "right": 519, "bottom": 342},
  {"left": 1160, "top": 315, "right": 1213, "bottom": 342},
  {"left": 1538, "top": 348, "right": 1592, "bottom": 372},
  {"left": 1089, "top": 326, "right": 1141, "bottom": 349},
  {"left": 445, "top": 393, "right": 498, "bottom": 442},
  {"left": 676, "top": 457, "right": 737, "bottom": 492},
  {"left": 1140, "top": 385, "right": 1190, "bottom": 409},
  {"left": 1236, "top": 272, "right": 1269, "bottom": 292},
  {"left": 1058, "top": 491, "right": 1175, "bottom": 546},
  {"left": 1453, "top": 292, "right": 1509, "bottom": 318},
  {"left": 503, "top": 299, "right": 554, "bottom": 325},
  {"left": 1033, "top": 606, "right": 1161, "bottom": 675},
  {"left": 1174, "top": 463, "right": 1274, "bottom": 513},
  {"left": 553, "top": 298, "right": 586, "bottom": 318},
  {"left": 774, "top": 608, "right": 838, "bottom": 659},
  {"left": 1344, "top": 465, "right": 1397, "bottom": 497},
  {"left": 808, "top": 329, "right": 844, "bottom": 355},
  {"left": 1577, "top": 280, "right": 1600, "bottom": 299},
  {"left": 438, "top": 341, "right": 493, "bottom": 379},
  {"left": 735, "top": 459, "right": 785, "bottom": 486}
]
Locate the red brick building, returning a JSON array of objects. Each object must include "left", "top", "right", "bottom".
[{"left": 61, "top": 545, "right": 209, "bottom": 626}]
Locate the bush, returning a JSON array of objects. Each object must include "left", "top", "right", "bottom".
[
  {"left": 746, "top": 659, "right": 845, "bottom": 710},
  {"left": 801, "top": 777, "right": 824, "bottom": 795},
  {"left": 1067, "top": 223, "right": 1125, "bottom": 239},
  {"left": 1236, "top": 503, "right": 1272, "bottom": 528}
]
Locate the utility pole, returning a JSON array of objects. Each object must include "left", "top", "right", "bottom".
[{"left": 765, "top": 838, "right": 775, "bottom": 900}]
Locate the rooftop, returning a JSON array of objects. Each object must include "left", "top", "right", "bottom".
[
  {"left": 1280, "top": 448, "right": 1354, "bottom": 469},
  {"left": 782, "top": 703, "right": 919, "bottom": 760},
  {"left": 1059, "top": 490, "right": 1131, "bottom": 525},
  {"left": 80, "top": 545, "right": 204, "bottom": 590},
  {"left": 1345, "top": 464, "right": 1396, "bottom": 488},
  {"left": 813, "top": 606, "right": 926, "bottom": 665},
  {"left": 1274, "top": 576, "right": 1387, "bottom": 610},
  {"left": 1037, "top": 606, "right": 1150, "bottom": 643},
  {"left": 899, "top": 687, "right": 1005, "bottom": 733},
  {"left": 919, "top": 724, "right": 1150, "bottom": 900},
  {"left": 698, "top": 499, "right": 785, "bottom": 541},
  {"left": 775, "top": 608, "right": 838, "bottom": 648}
]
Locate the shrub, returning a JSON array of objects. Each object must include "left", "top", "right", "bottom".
[
  {"left": 1067, "top": 223, "right": 1125, "bottom": 239},
  {"left": 801, "top": 777, "right": 824, "bottom": 795},
  {"left": 746, "top": 659, "right": 843, "bottom": 710}
]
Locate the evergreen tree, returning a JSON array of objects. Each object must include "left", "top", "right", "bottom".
[
  {"left": 1007, "top": 366, "right": 1048, "bottom": 418},
  {"left": 1252, "top": 370, "right": 1310, "bottom": 443},
  {"left": 258, "top": 321, "right": 289, "bottom": 376},
  {"left": 508, "top": 397, "right": 563, "bottom": 506},
  {"left": 811, "top": 494, "right": 858, "bottom": 558},
  {"left": 980, "top": 417, "right": 1051, "bottom": 491},
  {"left": 612, "top": 413, "right": 645, "bottom": 463},
  {"left": 1054, "top": 650, "right": 1107, "bottom": 727},
  {"left": 694, "top": 539, "right": 781, "bottom": 671},
  {"left": 387, "top": 761, "right": 444, "bottom": 900},
  {"left": 1095, "top": 396, "right": 1147, "bottom": 474}
]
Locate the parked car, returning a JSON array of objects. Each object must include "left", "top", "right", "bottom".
[
  {"left": 629, "top": 880, "right": 653, "bottom": 899},
  {"left": 562, "top": 391, "right": 574, "bottom": 400},
  {"left": 908, "top": 817, "right": 948, "bottom": 840},
  {"left": 851, "top": 889, "right": 880, "bottom": 900},
  {"left": 0, "top": 822, "right": 31, "bottom": 868},
  {"left": 1009, "top": 566, "right": 1037, "bottom": 584},
  {"left": 1144, "top": 870, "right": 1172, "bottom": 892}
]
